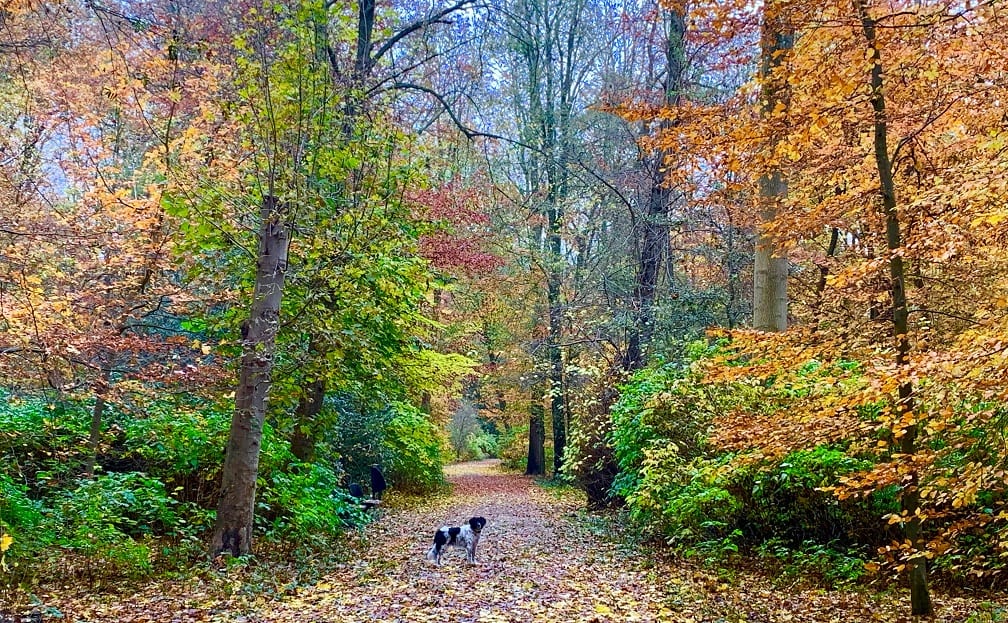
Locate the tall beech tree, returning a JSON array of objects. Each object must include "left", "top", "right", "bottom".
[
  {"left": 158, "top": 1, "right": 347, "bottom": 556},
  {"left": 752, "top": 0, "right": 792, "bottom": 332}
]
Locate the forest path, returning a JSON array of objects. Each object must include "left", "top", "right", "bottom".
[
  {"left": 274, "top": 459, "right": 676, "bottom": 622},
  {"left": 46, "top": 461, "right": 995, "bottom": 622},
  {"left": 234, "top": 461, "right": 981, "bottom": 622}
]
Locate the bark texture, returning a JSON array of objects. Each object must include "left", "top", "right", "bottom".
[
  {"left": 752, "top": 1, "right": 792, "bottom": 332},
  {"left": 210, "top": 196, "right": 290, "bottom": 558}
]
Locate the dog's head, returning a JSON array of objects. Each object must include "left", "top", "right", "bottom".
[{"left": 468, "top": 516, "right": 486, "bottom": 533}]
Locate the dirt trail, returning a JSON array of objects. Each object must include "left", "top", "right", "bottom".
[
  {"left": 254, "top": 461, "right": 997, "bottom": 623},
  {"left": 278, "top": 460, "right": 676, "bottom": 622},
  {"left": 43, "top": 461, "right": 998, "bottom": 622}
]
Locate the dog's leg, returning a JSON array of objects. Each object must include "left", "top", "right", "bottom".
[{"left": 427, "top": 528, "right": 448, "bottom": 565}]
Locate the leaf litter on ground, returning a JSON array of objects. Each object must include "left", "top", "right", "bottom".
[{"left": 33, "top": 460, "right": 1006, "bottom": 622}]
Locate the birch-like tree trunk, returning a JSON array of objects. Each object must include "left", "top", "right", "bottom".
[{"left": 210, "top": 196, "right": 290, "bottom": 557}]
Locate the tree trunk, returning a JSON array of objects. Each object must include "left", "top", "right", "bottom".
[
  {"left": 855, "top": 0, "right": 931, "bottom": 614},
  {"left": 210, "top": 196, "right": 290, "bottom": 558},
  {"left": 290, "top": 378, "right": 324, "bottom": 463},
  {"left": 85, "top": 367, "right": 112, "bottom": 478},
  {"left": 752, "top": 1, "right": 792, "bottom": 332},
  {"left": 354, "top": 0, "right": 375, "bottom": 78},
  {"left": 526, "top": 390, "right": 545, "bottom": 476},
  {"left": 624, "top": 9, "right": 685, "bottom": 371},
  {"left": 812, "top": 227, "right": 840, "bottom": 328},
  {"left": 623, "top": 181, "right": 668, "bottom": 371},
  {"left": 546, "top": 212, "right": 566, "bottom": 474}
]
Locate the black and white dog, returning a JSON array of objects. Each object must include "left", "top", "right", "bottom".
[{"left": 425, "top": 517, "right": 486, "bottom": 565}]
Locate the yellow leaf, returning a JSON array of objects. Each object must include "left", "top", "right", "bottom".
[{"left": 0, "top": 533, "right": 11, "bottom": 553}]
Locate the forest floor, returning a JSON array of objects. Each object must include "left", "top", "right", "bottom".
[{"left": 31, "top": 460, "right": 1006, "bottom": 622}]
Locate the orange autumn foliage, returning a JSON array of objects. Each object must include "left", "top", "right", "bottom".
[{"left": 647, "top": 0, "right": 1008, "bottom": 585}]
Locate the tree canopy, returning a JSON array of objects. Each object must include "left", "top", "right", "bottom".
[{"left": 2, "top": 0, "right": 1008, "bottom": 618}]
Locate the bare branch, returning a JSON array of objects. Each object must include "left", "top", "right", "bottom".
[{"left": 370, "top": 0, "right": 480, "bottom": 64}]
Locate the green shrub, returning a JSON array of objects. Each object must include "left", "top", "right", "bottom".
[
  {"left": 739, "top": 446, "right": 897, "bottom": 548},
  {"left": 757, "top": 538, "right": 869, "bottom": 588},
  {"left": 2, "top": 472, "right": 158, "bottom": 586},
  {"left": 123, "top": 401, "right": 229, "bottom": 475},
  {"left": 621, "top": 433, "right": 898, "bottom": 576},
  {"left": 55, "top": 472, "right": 177, "bottom": 538},
  {"left": 0, "top": 392, "right": 48, "bottom": 458},
  {"left": 466, "top": 430, "right": 498, "bottom": 460},
  {"left": 629, "top": 452, "right": 742, "bottom": 550},
  {"left": 383, "top": 402, "right": 444, "bottom": 493},
  {"left": 774, "top": 446, "right": 873, "bottom": 489},
  {"left": 609, "top": 362, "right": 721, "bottom": 500},
  {"left": 257, "top": 462, "right": 367, "bottom": 541},
  {"left": 0, "top": 474, "right": 43, "bottom": 536},
  {"left": 58, "top": 522, "right": 153, "bottom": 580},
  {"left": 0, "top": 392, "right": 91, "bottom": 484},
  {"left": 327, "top": 397, "right": 445, "bottom": 494},
  {"left": 257, "top": 420, "right": 297, "bottom": 478},
  {"left": 0, "top": 473, "right": 51, "bottom": 588},
  {"left": 36, "top": 472, "right": 175, "bottom": 582},
  {"left": 497, "top": 425, "right": 528, "bottom": 471}
]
